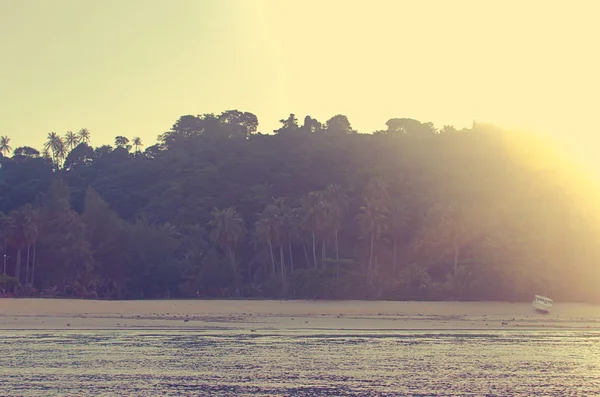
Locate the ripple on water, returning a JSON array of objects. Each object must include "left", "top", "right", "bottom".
[{"left": 0, "top": 330, "right": 599, "bottom": 396}]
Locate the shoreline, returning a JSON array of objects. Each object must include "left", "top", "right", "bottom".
[{"left": 1, "top": 299, "right": 600, "bottom": 331}]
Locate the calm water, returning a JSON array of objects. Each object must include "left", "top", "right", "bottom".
[{"left": 0, "top": 329, "right": 599, "bottom": 396}]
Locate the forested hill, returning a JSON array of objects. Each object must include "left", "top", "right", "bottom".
[{"left": 1, "top": 112, "right": 599, "bottom": 302}]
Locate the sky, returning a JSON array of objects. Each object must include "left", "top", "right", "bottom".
[{"left": 1, "top": 0, "right": 599, "bottom": 173}]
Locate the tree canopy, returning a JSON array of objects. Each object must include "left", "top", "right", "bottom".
[{"left": 1, "top": 110, "right": 599, "bottom": 302}]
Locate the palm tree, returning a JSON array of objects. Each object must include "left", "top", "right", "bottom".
[
  {"left": 77, "top": 128, "right": 91, "bottom": 144},
  {"left": 292, "top": 207, "right": 312, "bottom": 267},
  {"left": 281, "top": 202, "right": 301, "bottom": 273},
  {"left": 355, "top": 199, "right": 388, "bottom": 284},
  {"left": 300, "top": 191, "right": 326, "bottom": 268},
  {"left": 272, "top": 200, "right": 291, "bottom": 293},
  {"left": 28, "top": 229, "right": 38, "bottom": 288},
  {"left": 7, "top": 206, "right": 36, "bottom": 284},
  {"left": 423, "top": 203, "right": 469, "bottom": 276},
  {"left": 23, "top": 206, "right": 38, "bottom": 287},
  {"left": 0, "top": 211, "right": 7, "bottom": 274},
  {"left": 388, "top": 202, "right": 409, "bottom": 277},
  {"left": 255, "top": 202, "right": 288, "bottom": 295},
  {"left": 64, "top": 130, "right": 80, "bottom": 151},
  {"left": 44, "top": 132, "right": 66, "bottom": 168},
  {"left": 56, "top": 140, "right": 67, "bottom": 164},
  {"left": 255, "top": 213, "right": 277, "bottom": 274},
  {"left": 208, "top": 207, "right": 246, "bottom": 265},
  {"left": 132, "top": 137, "right": 143, "bottom": 153},
  {"left": 44, "top": 132, "right": 59, "bottom": 153},
  {"left": 323, "top": 184, "right": 349, "bottom": 264},
  {"left": 0, "top": 136, "right": 11, "bottom": 156}
]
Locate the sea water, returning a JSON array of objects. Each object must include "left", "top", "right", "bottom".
[{"left": 0, "top": 330, "right": 598, "bottom": 396}]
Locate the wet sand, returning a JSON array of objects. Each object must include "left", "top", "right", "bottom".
[
  {"left": 1, "top": 299, "right": 599, "bottom": 331},
  {"left": 4, "top": 300, "right": 600, "bottom": 396},
  {"left": 4, "top": 329, "right": 600, "bottom": 395}
]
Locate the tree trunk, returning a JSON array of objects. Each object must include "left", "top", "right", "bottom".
[
  {"left": 321, "top": 239, "right": 326, "bottom": 267},
  {"left": 279, "top": 245, "right": 286, "bottom": 298},
  {"left": 25, "top": 245, "right": 31, "bottom": 287},
  {"left": 229, "top": 247, "right": 239, "bottom": 294},
  {"left": 2, "top": 243, "right": 6, "bottom": 274},
  {"left": 335, "top": 231, "right": 340, "bottom": 278},
  {"left": 15, "top": 249, "right": 22, "bottom": 284},
  {"left": 453, "top": 244, "right": 459, "bottom": 275},
  {"left": 268, "top": 239, "right": 276, "bottom": 274},
  {"left": 334, "top": 231, "right": 339, "bottom": 261},
  {"left": 31, "top": 243, "right": 36, "bottom": 288},
  {"left": 393, "top": 237, "right": 397, "bottom": 278},
  {"left": 288, "top": 242, "right": 294, "bottom": 273},
  {"left": 302, "top": 238, "right": 309, "bottom": 267},
  {"left": 368, "top": 233, "right": 374, "bottom": 284},
  {"left": 311, "top": 232, "right": 317, "bottom": 268},
  {"left": 229, "top": 247, "right": 236, "bottom": 266}
]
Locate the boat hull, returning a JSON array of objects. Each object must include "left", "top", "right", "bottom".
[{"left": 532, "top": 305, "right": 550, "bottom": 314}]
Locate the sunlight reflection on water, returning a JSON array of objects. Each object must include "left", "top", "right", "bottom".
[{"left": 0, "top": 330, "right": 599, "bottom": 396}]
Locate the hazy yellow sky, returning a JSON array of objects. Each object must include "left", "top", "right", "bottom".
[{"left": 1, "top": 0, "right": 598, "bottom": 171}]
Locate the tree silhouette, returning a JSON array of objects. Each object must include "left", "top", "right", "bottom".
[
  {"left": 77, "top": 128, "right": 91, "bottom": 144},
  {"left": 388, "top": 201, "right": 409, "bottom": 276},
  {"left": 13, "top": 147, "right": 40, "bottom": 158},
  {"left": 0, "top": 136, "right": 12, "bottom": 156},
  {"left": 325, "top": 114, "right": 356, "bottom": 135},
  {"left": 323, "top": 184, "right": 349, "bottom": 274},
  {"left": 255, "top": 202, "right": 289, "bottom": 295},
  {"left": 300, "top": 192, "right": 326, "bottom": 268},
  {"left": 114, "top": 136, "right": 130, "bottom": 150},
  {"left": 7, "top": 206, "right": 36, "bottom": 284},
  {"left": 0, "top": 212, "right": 7, "bottom": 275},
  {"left": 44, "top": 132, "right": 66, "bottom": 168},
  {"left": 356, "top": 199, "right": 388, "bottom": 284},
  {"left": 209, "top": 207, "right": 246, "bottom": 265},
  {"left": 219, "top": 110, "right": 258, "bottom": 137},
  {"left": 64, "top": 131, "right": 80, "bottom": 150},
  {"left": 0, "top": 111, "right": 597, "bottom": 301},
  {"left": 132, "top": 137, "right": 143, "bottom": 153}
]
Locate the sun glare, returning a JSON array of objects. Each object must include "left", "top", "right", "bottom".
[{"left": 497, "top": 124, "right": 600, "bottom": 218}]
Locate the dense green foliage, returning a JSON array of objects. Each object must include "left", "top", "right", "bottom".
[{"left": 1, "top": 112, "right": 599, "bottom": 301}]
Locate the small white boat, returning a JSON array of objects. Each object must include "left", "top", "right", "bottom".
[{"left": 532, "top": 295, "right": 553, "bottom": 313}]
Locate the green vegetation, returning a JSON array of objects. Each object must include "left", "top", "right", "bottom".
[{"left": 0, "top": 112, "right": 598, "bottom": 301}]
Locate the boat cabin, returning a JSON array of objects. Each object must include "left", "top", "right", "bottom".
[
  {"left": 532, "top": 294, "right": 553, "bottom": 313},
  {"left": 534, "top": 295, "right": 553, "bottom": 305}
]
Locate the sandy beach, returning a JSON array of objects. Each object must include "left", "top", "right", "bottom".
[{"left": 1, "top": 299, "right": 599, "bottom": 331}]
